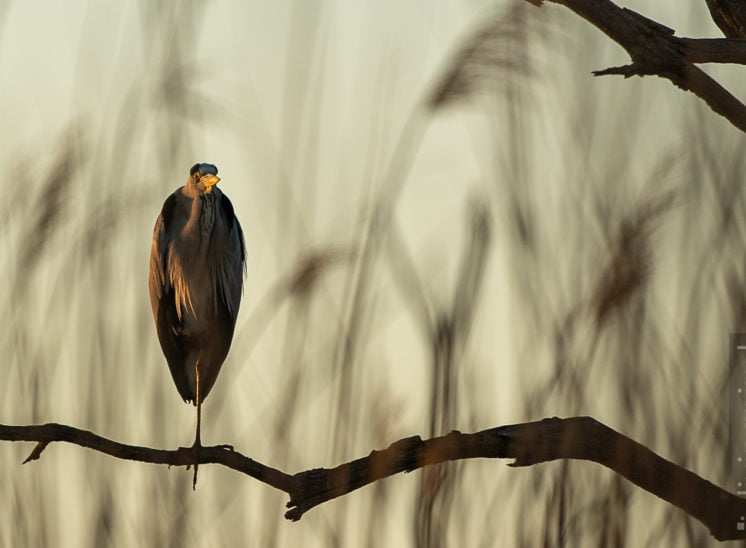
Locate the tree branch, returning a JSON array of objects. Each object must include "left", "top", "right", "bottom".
[
  {"left": 0, "top": 423, "right": 294, "bottom": 492},
  {"left": 2, "top": 417, "right": 744, "bottom": 540},
  {"left": 526, "top": 0, "right": 746, "bottom": 133}
]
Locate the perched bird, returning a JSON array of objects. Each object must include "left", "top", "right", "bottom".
[{"left": 148, "top": 163, "right": 245, "bottom": 488}]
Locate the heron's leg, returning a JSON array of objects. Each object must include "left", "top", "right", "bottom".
[
  {"left": 192, "top": 361, "right": 201, "bottom": 490},
  {"left": 194, "top": 369, "right": 202, "bottom": 448}
]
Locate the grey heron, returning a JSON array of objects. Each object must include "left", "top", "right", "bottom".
[{"left": 148, "top": 163, "right": 246, "bottom": 488}]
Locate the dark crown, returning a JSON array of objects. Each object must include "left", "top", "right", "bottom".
[{"left": 189, "top": 163, "right": 219, "bottom": 177}]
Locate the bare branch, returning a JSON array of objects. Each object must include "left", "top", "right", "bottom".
[
  {"left": 0, "top": 423, "right": 294, "bottom": 493},
  {"left": 2, "top": 417, "right": 744, "bottom": 540},
  {"left": 680, "top": 37, "right": 746, "bottom": 64},
  {"left": 526, "top": 0, "right": 746, "bottom": 133},
  {"left": 285, "top": 417, "right": 746, "bottom": 541}
]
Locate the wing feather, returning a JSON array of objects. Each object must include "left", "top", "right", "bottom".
[
  {"left": 149, "top": 193, "right": 193, "bottom": 402},
  {"left": 215, "top": 193, "right": 246, "bottom": 319}
]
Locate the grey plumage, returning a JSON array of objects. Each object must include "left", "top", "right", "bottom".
[{"left": 148, "top": 163, "right": 245, "bottom": 484}]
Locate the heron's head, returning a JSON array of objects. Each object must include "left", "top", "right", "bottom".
[{"left": 189, "top": 163, "right": 220, "bottom": 194}]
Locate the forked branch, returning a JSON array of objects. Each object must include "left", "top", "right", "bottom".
[
  {"left": 1, "top": 416, "right": 743, "bottom": 540},
  {"left": 526, "top": 0, "right": 746, "bottom": 133}
]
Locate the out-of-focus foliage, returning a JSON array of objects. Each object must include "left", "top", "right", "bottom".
[{"left": 0, "top": 1, "right": 739, "bottom": 546}]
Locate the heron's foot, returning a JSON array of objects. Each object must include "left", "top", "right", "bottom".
[
  {"left": 192, "top": 464, "right": 199, "bottom": 490},
  {"left": 176, "top": 443, "right": 202, "bottom": 489},
  {"left": 177, "top": 443, "right": 202, "bottom": 461},
  {"left": 191, "top": 440, "right": 202, "bottom": 490}
]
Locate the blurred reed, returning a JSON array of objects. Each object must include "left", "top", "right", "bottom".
[{"left": 1, "top": 1, "right": 742, "bottom": 547}]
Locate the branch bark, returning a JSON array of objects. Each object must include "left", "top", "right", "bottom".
[
  {"left": 526, "top": 0, "right": 746, "bottom": 133},
  {"left": 1, "top": 416, "right": 743, "bottom": 540}
]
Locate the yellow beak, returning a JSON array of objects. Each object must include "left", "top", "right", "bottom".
[{"left": 203, "top": 175, "right": 220, "bottom": 187}]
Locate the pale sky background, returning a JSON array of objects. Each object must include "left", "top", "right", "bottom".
[{"left": 0, "top": 1, "right": 741, "bottom": 546}]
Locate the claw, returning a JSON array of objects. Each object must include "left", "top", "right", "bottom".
[
  {"left": 191, "top": 441, "right": 201, "bottom": 490},
  {"left": 176, "top": 444, "right": 201, "bottom": 488}
]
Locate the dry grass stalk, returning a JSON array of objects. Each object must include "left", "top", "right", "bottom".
[
  {"left": 592, "top": 193, "right": 673, "bottom": 326},
  {"left": 428, "top": 3, "right": 544, "bottom": 110}
]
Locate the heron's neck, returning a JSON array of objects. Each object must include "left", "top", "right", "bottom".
[
  {"left": 199, "top": 193, "right": 217, "bottom": 240},
  {"left": 183, "top": 191, "right": 216, "bottom": 244}
]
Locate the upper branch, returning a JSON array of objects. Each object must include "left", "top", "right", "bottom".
[{"left": 527, "top": 0, "right": 746, "bottom": 132}]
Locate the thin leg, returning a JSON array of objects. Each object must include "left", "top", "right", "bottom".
[{"left": 192, "top": 362, "right": 201, "bottom": 490}]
